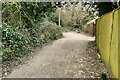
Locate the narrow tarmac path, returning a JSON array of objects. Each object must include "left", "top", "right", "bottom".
[{"left": 5, "top": 32, "right": 107, "bottom": 78}]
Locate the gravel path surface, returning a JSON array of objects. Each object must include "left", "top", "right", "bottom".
[{"left": 4, "top": 32, "right": 109, "bottom": 78}]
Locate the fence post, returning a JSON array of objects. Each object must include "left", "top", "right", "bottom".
[{"left": 118, "top": 8, "right": 120, "bottom": 80}]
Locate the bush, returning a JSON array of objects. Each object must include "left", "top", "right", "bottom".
[
  {"left": 2, "top": 24, "right": 30, "bottom": 61},
  {"left": 2, "top": 2, "right": 62, "bottom": 62},
  {"left": 82, "top": 24, "right": 88, "bottom": 33},
  {"left": 2, "top": 19, "right": 63, "bottom": 61},
  {"left": 40, "top": 18, "right": 62, "bottom": 40}
]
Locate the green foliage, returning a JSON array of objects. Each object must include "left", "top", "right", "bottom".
[
  {"left": 2, "top": 2, "right": 62, "bottom": 61},
  {"left": 2, "top": 24, "right": 30, "bottom": 61},
  {"left": 2, "top": 2, "right": 55, "bottom": 24},
  {"left": 61, "top": 27, "right": 71, "bottom": 32},
  {"left": 36, "top": 18, "right": 62, "bottom": 41},
  {"left": 2, "top": 20, "right": 62, "bottom": 61},
  {"left": 0, "top": 42, "right": 2, "bottom": 58},
  {"left": 83, "top": 15, "right": 91, "bottom": 25},
  {"left": 82, "top": 24, "right": 88, "bottom": 33}
]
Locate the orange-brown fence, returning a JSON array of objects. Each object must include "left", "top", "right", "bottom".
[{"left": 86, "top": 19, "right": 96, "bottom": 36}]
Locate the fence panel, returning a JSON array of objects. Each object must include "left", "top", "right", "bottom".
[
  {"left": 100, "top": 12, "right": 113, "bottom": 65},
  {"left": 96, "top": 8, "right": 120, "bottom": 79},
  {"left": 118, "top": 8, "right": 120, "bottom": 79},
  {"left": 109, "top": 10, "right": 118, "bottom": 78}
]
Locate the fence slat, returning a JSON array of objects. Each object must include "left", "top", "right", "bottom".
[{"left": 96, "top": 8, "right": 119, "bottom": 79}]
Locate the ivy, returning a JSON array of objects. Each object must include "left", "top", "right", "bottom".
[{"left": 2, "top": 2, "right": 62, "bottom": 61}]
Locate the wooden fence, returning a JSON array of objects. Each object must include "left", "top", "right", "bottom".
[{"left": 96, "top": 7, "right": 120, "bottom": 79}]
